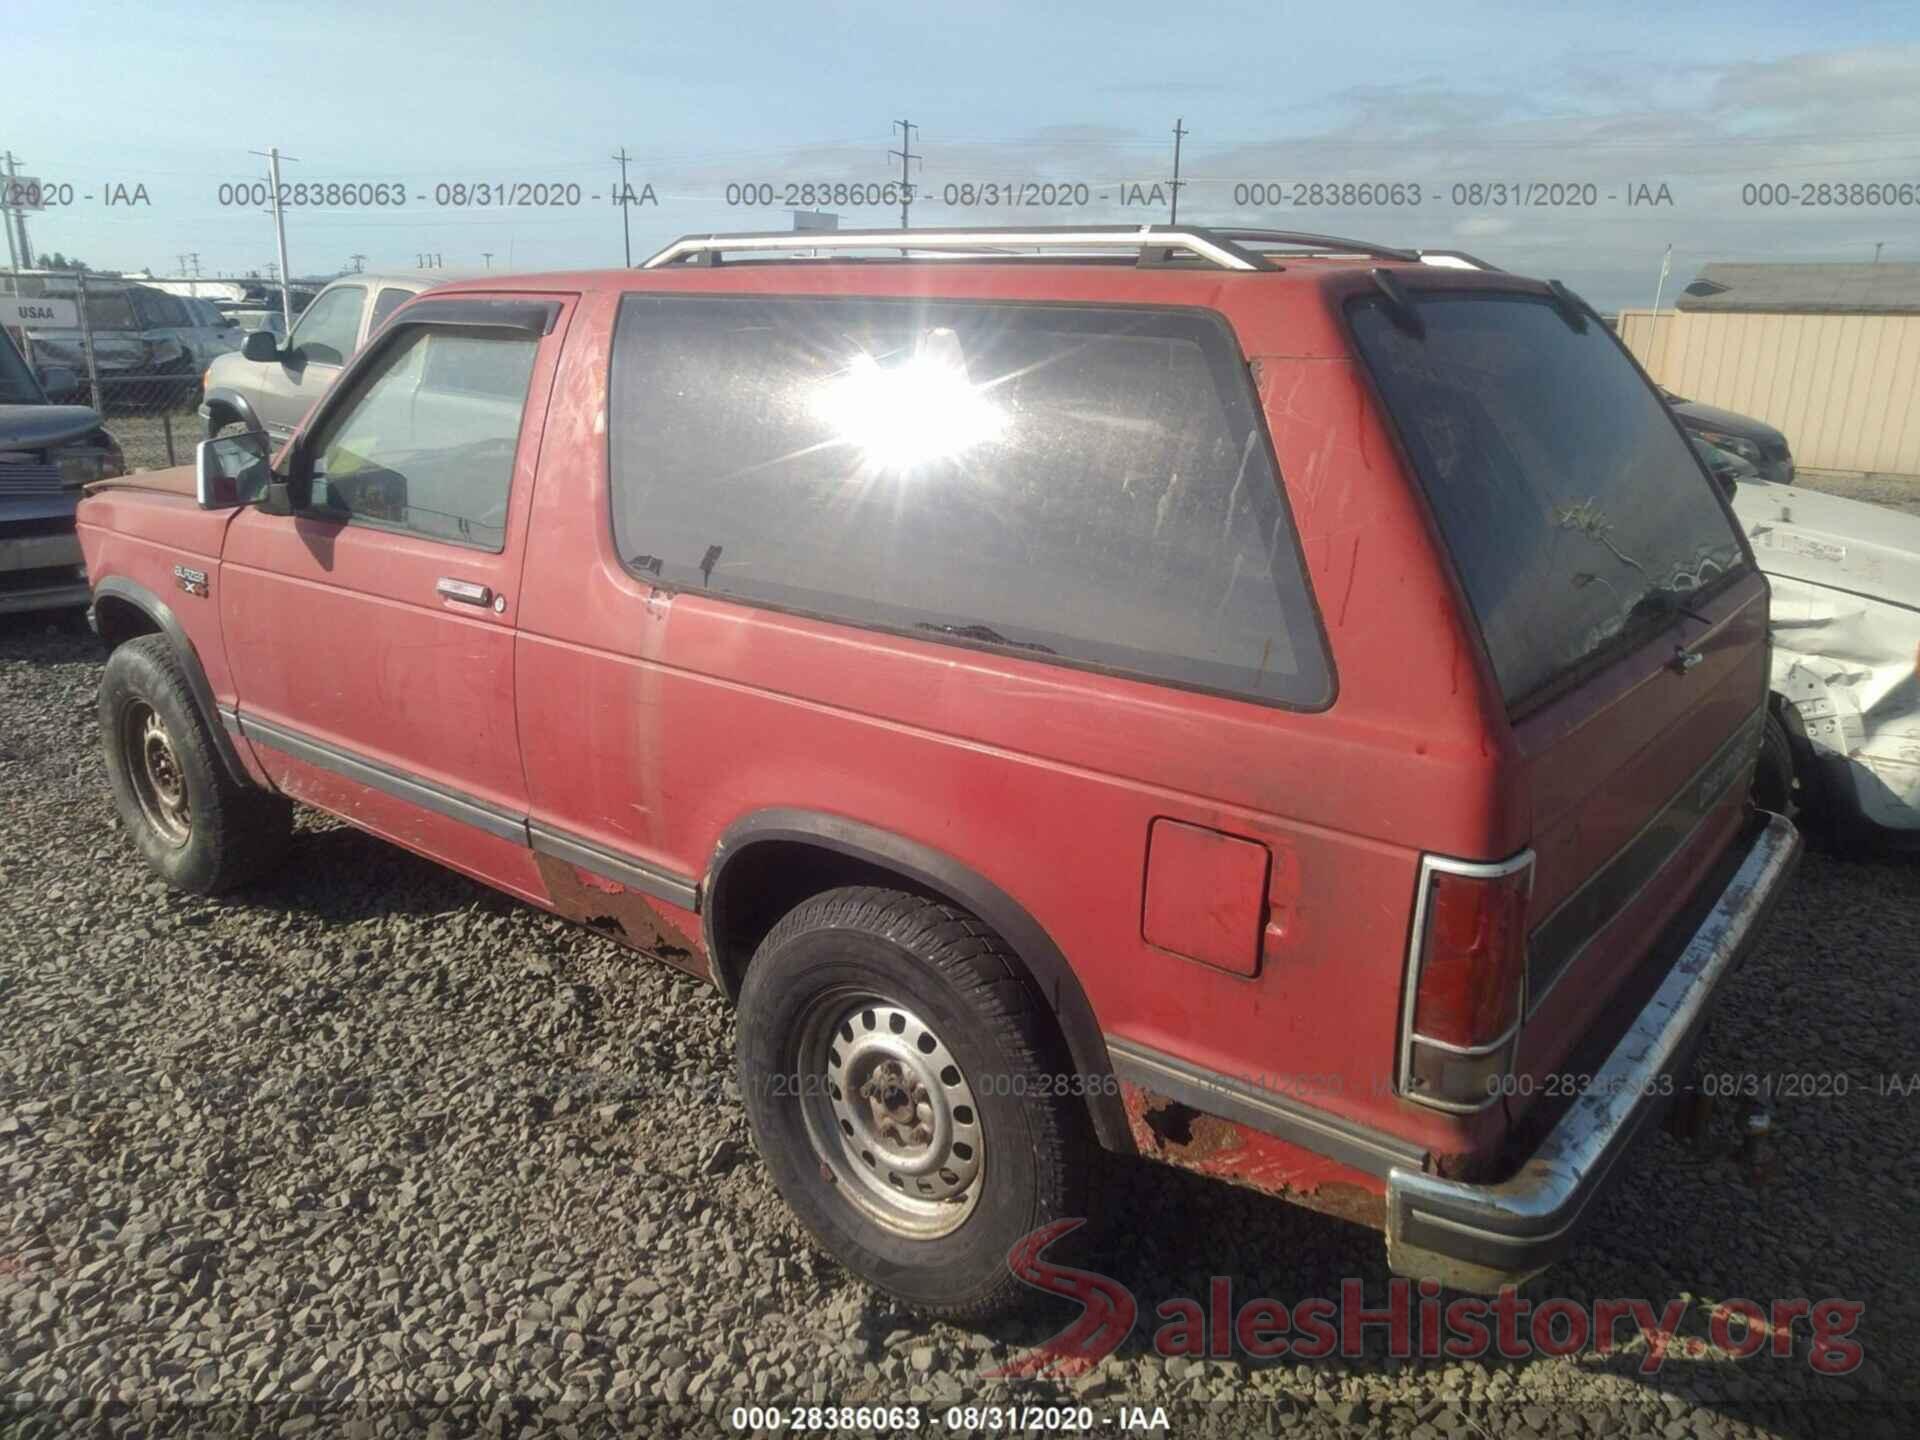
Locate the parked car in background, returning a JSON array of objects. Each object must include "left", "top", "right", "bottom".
[
  {"left": 1662, "top": 387, "right": 1794, "bottom": 484},
  {"left": 79, "top": 227, "right": 1800, "bottom": 1316},
  {"left": 7, "top": 280, "right": 219, "bottom": 408},
  {"left": 215, "top": 305, "right": 293, "bottom": 341},
  {"left": 1690, "top": 434, "right": 1757, "bottom": 497},
  {"left": 0, "top": 328, "right": 124, "bottom": 613},
  {"left": 201, "top": 272, "right": 452, "bottom": 442},
  {"left": 1730, "top": 478, "right": 1920, "bottom": 840}
]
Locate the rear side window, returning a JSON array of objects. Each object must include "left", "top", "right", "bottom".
[
  {"left": 607, "top": 295, "right": 1328, "bottom": 706},
  {"left": 1349, "top": 293, "right": 1748, "bottom": 709},
  {"left": 370, "top": 286, "right": 414, "bottom": 332}
]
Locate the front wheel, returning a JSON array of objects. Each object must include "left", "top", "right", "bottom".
[
  {"left": 737, "top": 886, "right": 1090, "bottom": 1321},
  {"left": 99, "top": 635, "right": 292, "bottom": 894}
]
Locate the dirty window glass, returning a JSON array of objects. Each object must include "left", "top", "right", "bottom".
[
  {"left": 304, "top": 326, "right": 536, "bottom": 551},
  {"left": 1349, "top": 294, "right": 1748, "bottom": 709},
  {"left": 289, "top": 285, "right": 365, "bottom": 366},
  {"left": 607, "top": 294, "right": 1328, "bottom": 705}
]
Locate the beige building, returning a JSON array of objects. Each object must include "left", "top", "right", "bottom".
[{"left": 1616, "top": 262, "right": 1920, "bottom": 479}]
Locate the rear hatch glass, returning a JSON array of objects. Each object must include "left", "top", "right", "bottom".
[{"left": 1348, "top": 292, "right": 1750, "bottom": 711}]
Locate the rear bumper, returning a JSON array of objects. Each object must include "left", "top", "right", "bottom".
[{"left": 1384, "top": 811, "right": 1801, "bottom": 1292}]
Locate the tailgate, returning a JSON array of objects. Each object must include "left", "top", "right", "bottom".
[{"left": 1347, "top": 281, "right": 1769, "bottom": 1122}]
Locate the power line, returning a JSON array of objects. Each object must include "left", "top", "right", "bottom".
[{"left": 1169, "top": 118, "right": 1187, "bottom": 224}]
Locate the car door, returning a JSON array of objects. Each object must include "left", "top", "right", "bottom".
[
  {"left": 219, "top": 294, "right": 571, "bottom": 901},
  {"left": 130, "top": 289, "right": 193, "bottom": 371},
  {"left": 251, "top": 282, "right": 366, "bottom": 444}
]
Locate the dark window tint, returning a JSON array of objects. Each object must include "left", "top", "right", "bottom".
[
  {"left": 370, "top": 287, "right": 414, "bottom": 332},
  {"left": 131, "top": 291, "right": 174, "bottom": 326},
  {"left": 0, "top": 333, "right": 40, "bottom": 403},
  {"left": 81, "top": 291, "right": 137, "bottom": 330},
  {"left": 1349, "top": 294, "right": 1747, "bottom": 709},
  {"left": 608, "top": 295, "right": 1327, "bottom": 705},
  {"left": 305, "top": 326, "right": 537, "bottom": 550}
]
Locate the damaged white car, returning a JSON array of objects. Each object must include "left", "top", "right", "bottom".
[{"left": 1734, "top": 480, "right": 1920, "bottom": 840}]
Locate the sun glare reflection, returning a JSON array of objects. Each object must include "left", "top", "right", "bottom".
[{"left": 813, "top": 327, "right": 1009, "bottom": 472}]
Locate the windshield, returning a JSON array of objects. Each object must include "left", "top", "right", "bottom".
[{"left": 1350, "top": 293, "right": 1748, "bottom": 709}]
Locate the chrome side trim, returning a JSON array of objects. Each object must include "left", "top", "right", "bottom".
[
  {"left": 1396, "top": 848, "right": 1535, "bottom": 1113},
  {"left": 1106, "top": 1035, "right": 1429, "bottom": 1181},
  {"left": 237, "top": 713, "right": 530, "bottom": 846},
  {"left": 528, "top": 823, "right": 700, "bottom": 912},
  {"left": 1385, "top": 813, "right": 1801, "bottom": 1293}
]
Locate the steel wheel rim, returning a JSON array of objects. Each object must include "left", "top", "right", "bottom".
[
  {"left": 122, "top": 701, "right": 191, "bottom": 846},
  {"left": 796, "top": 990, "right": 984, "bottom": 1239}
]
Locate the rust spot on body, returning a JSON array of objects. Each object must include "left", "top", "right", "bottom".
[
  {"left": 534, "top": 853, "right": 709, "bottom": 981},
  {"left": 1121, "top": 1081, "right": 1388, "bottom": 1230}
]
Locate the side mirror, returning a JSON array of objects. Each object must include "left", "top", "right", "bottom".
[
  {"left": 241, "top": 329, "right": 281, "bottom": 363},
  {"left": 36, "top": 365, "right": 78, "bottom": 399},
  {"left": 195, "top": 430, "right": 272, "bottom": 510}
]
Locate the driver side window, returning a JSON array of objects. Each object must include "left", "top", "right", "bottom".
[
  {"left": 288, "top": 285, "right": 365, "bottom": 366},
  {"left": 305, "top": 324, "right": 538, "bottom": 552}
]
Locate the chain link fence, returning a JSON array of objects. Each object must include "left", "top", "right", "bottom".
[{"left": 2, "top": 270, "right": 307, "bottom": 468}]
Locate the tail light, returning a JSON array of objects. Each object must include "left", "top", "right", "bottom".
[{"left": 1399, "top": 851, "right": 1533, "bottom": 1111}]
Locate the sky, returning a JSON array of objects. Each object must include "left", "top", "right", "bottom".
[{"left": 5, "top": 0, "right": 1919, "bottom": 309}]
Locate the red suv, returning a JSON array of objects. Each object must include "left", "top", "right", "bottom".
[{"left": 77, "top": 227, "right": 1800, "bottom": 1319}]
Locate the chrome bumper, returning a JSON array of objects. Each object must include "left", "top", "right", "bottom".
[{"left": 1385, "top": 812, "right": 1802, "bottom": 1292}]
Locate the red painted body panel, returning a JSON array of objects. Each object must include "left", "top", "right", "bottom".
[
  {"left": 1141, "top": 820, "right": 1271, "bottom": 977},
  {"left": 76, "top": 478, "right": 275, "bottom": 787},
  {"left": 75, "top": 257, "right": 1776, "bottom": 1226},
  {"left": 217, "top": 294, "right": 574, "bottom": 854}
]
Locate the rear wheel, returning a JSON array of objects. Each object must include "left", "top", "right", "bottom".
[
  {"left": 737, "top": 886, "right": 1090, "bottom": 1321},
  {"left": 100, "top": 635, "right": 292, "bottom": 894}
]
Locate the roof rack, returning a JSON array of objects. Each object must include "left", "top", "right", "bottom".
[{"left": 639, "top": 224, "right": 1422, "bottom": 271}]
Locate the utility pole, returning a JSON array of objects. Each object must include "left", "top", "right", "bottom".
[
  {"left": 482, "top": 251, "right": 493, "bottom": 270},
  {"left": 4, "top": 152, "right": 33, "bottom": 267},
  {"left": 1169, "top": 118, "right": 1188, "bottom": 224},
  {"left": 1647, "top": 241, "right": 1673, "bottom": 371},
  {"left": 349, "top": 252, "right": 366, "bottom": 273},
  {"left": 1874, "top": 242, "right": 1884, "bottom": 264},
  {"left": 612, "top": 148, "right": 634, "bottom": 267},
  {"left": 889, "top": 120, "right": 920, "bottom": 230},
  {"left": 251, "top": 146, "right": 298, "bottom": 334}
]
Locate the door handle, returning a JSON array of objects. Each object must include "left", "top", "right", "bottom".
[{"left": 437, "top": 577, "right": 493, "bottom": 607}]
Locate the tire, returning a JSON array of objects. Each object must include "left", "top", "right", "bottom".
[
  {"left": 99, "top": 634, "right": 291, "bottom": 894},
  {"left": 737, "top": 885, "right": 1091, "bottom": 1321},
  {"left": 1751, "top": 711, "right": 1798, "bottom": 820}
]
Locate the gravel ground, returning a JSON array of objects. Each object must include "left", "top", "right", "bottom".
[
  {"left": 2, "top": 614, "right": 1917, "bottom": 1439},
  {"left": 1789, "top": 471, "right": 1920, "bottom": 520},
  {"left": 101, "top": 410, "right": 199, "bottom": 475}
]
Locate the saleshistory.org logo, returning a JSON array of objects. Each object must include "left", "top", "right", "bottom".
[{"left": 985, "top": 1220, "right": 1864, "bottom": 1380}]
